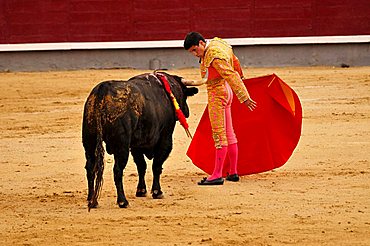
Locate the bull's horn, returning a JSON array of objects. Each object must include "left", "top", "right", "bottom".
[{"left": 181, "top": 78, "right": 196, "bottom": 86}]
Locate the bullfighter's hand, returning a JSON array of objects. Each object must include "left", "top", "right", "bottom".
[{"left": 244, "top": 98, "right": 257, "bottom": 111}]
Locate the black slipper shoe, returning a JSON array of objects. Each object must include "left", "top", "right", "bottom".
[
  {"left": 226, "top": 174, "right": 240, "bottom": 182},
  {"left": 198, "top": 177, "right": 224, "bottom": 186}
]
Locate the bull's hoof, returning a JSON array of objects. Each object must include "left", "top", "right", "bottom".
[
  {"left": 152, "top": 190, "right": 164, "bottom": 199},
  {"left": 136, "top": 188, "right": 147, "bottom": 197},
  {"left": 118, "top": 200, "right": 129, "bottom": 208},
  {"left": 87, "top": 200, "right": 99, "bottom": 211}
]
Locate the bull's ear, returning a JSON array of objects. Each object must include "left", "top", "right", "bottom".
[{"left": 185, "top": 87, "right": 198, "bottom": 96}]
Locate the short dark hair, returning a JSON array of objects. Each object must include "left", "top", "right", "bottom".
[{"left": 183, "top": 32, "right": 206, "bottom": 50}]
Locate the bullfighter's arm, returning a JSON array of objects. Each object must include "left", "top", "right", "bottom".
[{"left": 211, "top": 58, "right": 250, "bottom": 103}]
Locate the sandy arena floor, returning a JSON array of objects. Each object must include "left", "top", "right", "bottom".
[{"left": 0, "top": 66, "right": 369, "bottom": 245}]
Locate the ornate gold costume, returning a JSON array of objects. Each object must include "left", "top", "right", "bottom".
[{"left": 200, "top": 37, "right": 250, "bottom": 148}]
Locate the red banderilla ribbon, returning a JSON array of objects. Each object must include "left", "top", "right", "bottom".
[{"left": 155, "top": 72, "right": 192, "bottom": 138}]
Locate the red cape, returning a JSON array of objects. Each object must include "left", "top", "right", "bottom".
[{"left": 186, "top": 74, "right": 302, "bottom": 176}]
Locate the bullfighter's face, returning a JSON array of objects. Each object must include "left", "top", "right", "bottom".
[{"left": 188, "top": 40, "right": 206, "bottom": 59}]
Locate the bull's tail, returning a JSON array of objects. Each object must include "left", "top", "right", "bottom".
[{"left": 88, "top": 101, "right": 105, "bottom": 212}]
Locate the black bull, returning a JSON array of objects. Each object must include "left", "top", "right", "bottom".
[{"left": 82, "top": 72, "right": 198, "bottom": 209}]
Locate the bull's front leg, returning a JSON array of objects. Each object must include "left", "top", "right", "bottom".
[
  {"left": 113, "top": 149, "right": 130, "bottom": 208},
  {"left": 152, "top": 139, "right": 172, "bottom": 199},
  {"left": 131, "top": 149, "right": 147, "bottom": 197}
]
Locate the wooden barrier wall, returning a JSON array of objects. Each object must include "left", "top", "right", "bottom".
[{"left": 0, "top": 0, "right": 369, "bottom": 44}]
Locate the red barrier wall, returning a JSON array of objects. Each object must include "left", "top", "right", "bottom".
[{"left": 0, "top": 0, "right": 369, "bottom": 44}]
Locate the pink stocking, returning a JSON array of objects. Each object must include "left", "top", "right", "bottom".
[
  {"left": 208, "top": 146, "right": 228, "bottom": 180},
  {"left": 228, "top": 143, "right": 238, "bottom": 175}
]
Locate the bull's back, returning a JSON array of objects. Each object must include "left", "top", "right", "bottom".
[
  {"left": 83, "top": 79, "right": 175, "bottom": 149},
  {"left": 83, "top": 80, "right": 143, "bottom": 127}
]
